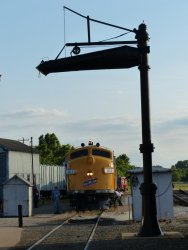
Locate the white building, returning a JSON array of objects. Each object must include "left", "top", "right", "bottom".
[{"left": 128, "top": 166, "right": 174, "bottom": 221}]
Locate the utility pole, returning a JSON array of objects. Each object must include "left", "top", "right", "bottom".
[
  {"left": 18, "top": 137, "right": 29, "bottom": 144},
  {"left": 30, "top": 137, "right": 34, "bottom": 186}
]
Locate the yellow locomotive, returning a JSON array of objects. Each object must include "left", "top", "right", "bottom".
[{"left": 66, "top": 142, "right": 117, "bottom": 210}]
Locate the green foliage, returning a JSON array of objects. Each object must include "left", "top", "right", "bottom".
[
  {"left": 175, "top": 160, "right": 188, "bottom": 169},
  {"left": 115, "top": 154, "right": 135, "bottom": 177},
  {"left": 36, "top": 133, "right": 72, "bottom": 165},
  {"left": 171, "top": 160, "right": 188, "bottom": 182}
]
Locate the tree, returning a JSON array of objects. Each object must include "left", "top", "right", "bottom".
[
  {"left": 175, "top": 160, "right": 188, "bottom": 169},
  {"left": 37, "top": 133, "right": 72, "bottom": 165},
  {"left": 115, "top": 154, "right": 135, "bottom": 177},
  {"left": 171, "top": 165, "right": 182, "bottom": 182},
  {"left": 55, "top": 144, "right": 73, "bottom": 165},
  {"left": 171, "top": 160, "right": 188, "bottom": 182}
]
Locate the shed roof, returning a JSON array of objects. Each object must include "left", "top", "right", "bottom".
[
  {"left": 127, "top": 166, "right": 171, "bottom": 174},
  {"left": 0, "top": 138, "right": 38, "bottom": 154},
  {"left": 2, "top": 174, "right": 33, "bottom": 186}
]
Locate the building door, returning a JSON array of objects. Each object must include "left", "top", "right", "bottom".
[{"left": 3, "top": 184, "right": 29, "bottom": 216}]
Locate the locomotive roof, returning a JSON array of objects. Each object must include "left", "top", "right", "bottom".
[
  {"left": 0, "top": 138, "right": 39, "bottom": 154},
  {"left": 72, "top": 144, "right": 112, "bottom": 151}
]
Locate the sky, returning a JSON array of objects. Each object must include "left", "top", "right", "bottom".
[{"left": 0, "top": 0, "right": 188, "bottom": 168}]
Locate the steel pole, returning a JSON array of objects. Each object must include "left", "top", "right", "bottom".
[
  {"left": 18, "top": 204, "right": 23, "bottom": 227},
  {"left": 136, "top": 23, "right": 163, "bottom": 236},
  {"left": 31, "top": 137, "right": 34, "bottom": 186}
]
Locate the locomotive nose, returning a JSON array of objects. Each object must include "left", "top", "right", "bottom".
[{"left": 87, "top": 156, "right": 95, "bottom": 164}]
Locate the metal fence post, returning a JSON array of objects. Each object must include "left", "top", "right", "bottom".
[{"left": 18, "top": 204, "right": 23, "bottom": 227}]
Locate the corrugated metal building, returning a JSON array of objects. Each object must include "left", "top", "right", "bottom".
[{"left": 0, "top": 138, "right": 40, "bottom": 208}]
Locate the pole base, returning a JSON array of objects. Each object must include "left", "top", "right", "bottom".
[{"left": 138, "top": 182, "right": 163, "bottom": 237}]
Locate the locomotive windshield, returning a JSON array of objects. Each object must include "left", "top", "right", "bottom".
[
  {"left": 92, "top": 149, "right": 111, "bottom": 158},
  {"left": 70, "top": 149, "right": 88, "bottom": 159}
]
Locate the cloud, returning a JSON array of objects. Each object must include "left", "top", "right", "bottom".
[
  {"left": 57, "top": 116, "right": 142, "bottom": 161},
  {"left": 116, "top": 90, "right": 125, "bottom": 95},
  {"left": 0, "top": 107, "right": 66, "bottom": 119},
  {"left": 154, "top": 115, "right": 188, "bottom": 131},
  {"left": 1, "top": 107, "right": 187, "bottom": 144},
  {"left": 0, "top": 107, "right": 68, "bottom": 136},
  {"left": 153, "top": 115, "right": 188, "bottom": 143},
  {"left": 0, "top": 108, "right": 188, "bottom": 167},
  {"left": 61, "top": 116, "right": 141, "bottom": 139},
  {"left": 151, "top": 114, "right": 188, "bottom": 167}
]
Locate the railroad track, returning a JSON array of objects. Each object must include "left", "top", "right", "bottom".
[
  {"left": 173, "top": 189, "right": 188, "bottom": 206},
  {"left": 26, "top": 211, "right": 104, "bottom": 250}
]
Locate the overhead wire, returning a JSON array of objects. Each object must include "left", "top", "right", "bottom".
[
  {"left": 99, "top": 31, "right": 131, "bottom": 42},
  {"left": 56, "top": 6, "right": 135, "bottom": 59},
  {"left": 63, "top": 6, "right": 67, "bottom": 57}
]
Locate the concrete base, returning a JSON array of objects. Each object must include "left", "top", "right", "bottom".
[
  {"left": 121, "top": 231, "right": 184, "bottom": 239},
  {"left": 0, "top": 227, "right": 22, "bottom": 248}
]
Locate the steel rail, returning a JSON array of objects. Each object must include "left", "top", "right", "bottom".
[
  {"left": 26, "top": 214, "right": 77, "bottom": 250},
  {"left": 26, "top": 211, "right": 103, "bottom": 250},
  {"left": 84, "top": 211, "right": 103, "bottom": 250}
]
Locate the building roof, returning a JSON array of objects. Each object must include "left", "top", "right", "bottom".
[
  {"left": 127, "top": 166, "right": 171, "bottom": 174},
  {"left": 0, "top": 138, "right": 38, "bottom": 154}
]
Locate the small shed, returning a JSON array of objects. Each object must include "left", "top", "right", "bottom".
[
  {"left": 3, "top": 175, "right": 33, "bottom": 217},
  {"left": 128, "top": 166, "right": 174, "bottom": 221}
]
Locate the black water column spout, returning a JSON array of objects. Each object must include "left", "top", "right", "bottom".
[{"left": 136, "top": 23, "right": 163, "bottom": 236}]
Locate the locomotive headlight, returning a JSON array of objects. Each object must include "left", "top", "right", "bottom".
[
  {"left": 87, "top": 171, "right": 93, "bottom": 176},
  {"left": 104, "top": 168, "right": 114, "bottom": 174},
  {"left": 109, "top": 162, "right": 114, "bottom": 167},
  {"left": 66, "top": 169, "right": 76, "bottom": 175}
]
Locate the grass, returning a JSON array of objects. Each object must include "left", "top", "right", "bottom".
[{"left": 173, "top": 182, "right": 188, "bottom": 191}]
